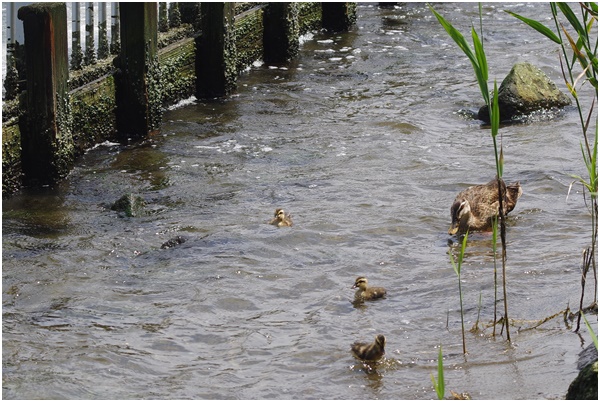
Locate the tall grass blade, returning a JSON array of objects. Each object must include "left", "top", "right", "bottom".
[
  {"left": 492, "top": 215, "right": 499, "bottom": 336},
  {"left": 561, "top": 24, "right": 590, "bottom": 72},
  {"left": 429, "top": 6, "right": 481, "bottom": 77},
  {"left": 582, "top": 313, "right": 598, "bottom": 350},
  {"left": 504, "top": 10, "right": 562, "bottom": 44},
  {"left": 472, "top": 27, "right": 488, "bottom": 81},
  {"left": 557, "top": 3, "right": 587, "bottom": 42},
  {"left": 430, "top": 346, "right": 445, "bottom": 400},
  {"left": 491, "top": 81, "right": 500, "bottom": 136},
  {"left": 472, "top": 27, "right": 489, "bottom": 105},
  {"left": 450, "top": 250, "right": 459, "bottom": 276}
]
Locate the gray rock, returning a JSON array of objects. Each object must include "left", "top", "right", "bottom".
[{"left": 478, "top": 62, "right": 571, "bottom": 122}]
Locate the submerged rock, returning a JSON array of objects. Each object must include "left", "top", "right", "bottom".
[
  {"left": 567, "top": 360, "right": 598, "bottom": 399},
  {"left": 160, "top": 235, "right": 186, "bottom": 249},
  {"left": 478, "top": 62, "right": 571, "bottom": 122},
  {"left": 111, "top": 194, "right": 146, "bottom": 217},
  {"left": 566, "top": 343, "right": 598, "bottom": 400}
]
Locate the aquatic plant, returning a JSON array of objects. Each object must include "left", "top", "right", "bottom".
[
  {"left": 583, "top": 313, "right": 598, "bottom": 350},
  {"left": 507, "top": 2, "right": 598, "bottom": 332},
  {"left": 491, "top": 215, "right": 499, "bottom": 336},
  {"left": 429, "top": 3, "right": 512, "bottom": 342},
  {"left": 430, "top": 345, "right": 445, "bottom": 400},
  {"left": 449, "top": 231, "right": 469, "bottom": 355}
]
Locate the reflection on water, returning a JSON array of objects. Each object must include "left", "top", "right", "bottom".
[{"left": 3, "top": 3, "right": 597, "bottom": 400}]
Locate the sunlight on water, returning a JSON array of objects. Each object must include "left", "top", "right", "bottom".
[{"left": 2, "top": 3, "right": 597, "bottom": 399}]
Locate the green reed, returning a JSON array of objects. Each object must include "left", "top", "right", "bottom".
[
  {"left": 491, "top": 215, "right": 499, "bottom": 336},
  {"left": 429, "top": 3, "right": 511, "bottom": 342},
  {"left": 430, "top": 345, "right": 445, "bottom": 400},
  {"left": 449, "top": 231, "right": 469, "bottom": 355},
  {"left": 582, "top": 313, "right": 598, "bottom": 350},
  {"left": 507, "top": 2, "right": 598, "bottom": 332}
]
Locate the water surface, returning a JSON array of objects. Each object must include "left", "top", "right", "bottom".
[{"left": 3, "top": 3, "right": 597, "bottom": 399}]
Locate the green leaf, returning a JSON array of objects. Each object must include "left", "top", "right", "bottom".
[
  {"left": 472, "top": 27, "right": 488, "bottom": 81},
  {"left": 436, "top": 346, "right": 445, "bottom": 399},
  {"left": 429, "top": 6, "right": 480, "bottom": 74},
  {"left": 459, "top": 230, "right": 469, "bottom": 265},
  {"left": 450, "top": 251, "right": 460, "bottom": 276},
  {"left": 472, "top": 27, "right": 490, "bottom": 106},
  {"left": 491, "top": 81, "right": 500, "bottom": 137},
  {"left": 582, "top": 313, "right": 598, "bottom": 350},
  {"left": 504, "top": 10, "right": 562, "bottom": 44},
  {"left": 562, "top": 24, "right": 590, "bottom": 73},
  {"left": 558, "top": 3, "right": 587, "bottom": 42},
  {"left": 499, "top": 146, "right": 504, "bottom": 178}
]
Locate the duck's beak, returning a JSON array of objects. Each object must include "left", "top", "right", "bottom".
[
  {"left": 448, "top": 224, "right": 459, "bottom": 235},
  {"left": 351, "top": 284, "right": 357, "bottom": 289}
]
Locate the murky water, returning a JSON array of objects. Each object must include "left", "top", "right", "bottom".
[{"left": 3, "top": 3, "right": 597, "bottom": 399}]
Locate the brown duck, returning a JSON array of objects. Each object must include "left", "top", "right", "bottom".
[
  {"left": 449, "top": 178, "right": 522, "bottom": 235},
  {"left": 269, "top": 208, "right": 293, "bottom": 227},
  {"left": 352, "top": 276, "right": 387, "bottom": 301},
  {"left": 351, "top": 334, "right": 386, "bottom": 361}
]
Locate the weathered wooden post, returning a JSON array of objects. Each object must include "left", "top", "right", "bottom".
[
  {"left": 17, "top": 3, "right": 74, "bottom": 185},
  {"left": 114, "top": 2, "right": 161, "bottom": 140},
  {"left": 263, "top": 2, "right": 299, "bottom": 64},
  {"left": 321, "top": 3, "right": 357, "bottom": 32},
  {"left": 195, "top": 2, "right": 237, "bottom": 99},
  {"left": 178, "top": 2, "right": 200, "bottom": 27}
]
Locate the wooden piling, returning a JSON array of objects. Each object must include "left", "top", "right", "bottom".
[
  {"left": 195, "top": 2, "right": 237, "bottom": 99},
  {"left": 114, "top": 2, "right": 161, "bottom": 140},
  {"left": 321, "top": 2, "right": 357, "bottom": 32},
  {"left": 17, "top": 2, "right": 74, "bottom": 185},
  {"left": 263, "top": 2, "right": 299, "bottom": 64},
  {"left": 178, "top": 3, "right": 200, "bottom": 29}
]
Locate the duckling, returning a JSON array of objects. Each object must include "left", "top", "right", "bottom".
[
  {"left": 449, "top": 178, "right": 522, "bottom": 235},
  {"left": 352, "top": 276, "right": 387, "bottom": 301},
  {"left": 351, "top": 334, "right": 386, "bottom": 361},
  {"left": 269, "top": 208, "right": 293, "bottom": 227}
]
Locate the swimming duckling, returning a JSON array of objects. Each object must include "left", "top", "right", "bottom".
[
  {"left": 352, "top": 276, "right": 387, "bottom": 301},
  {"left": 269, "top": 208, "right": 293, "bottom": 227},
  {"left": 449, "top": 178, "right": 522, "bottom": 235},
  {"left": 351, "top": 334, "right": 386, "bottom": 361}
]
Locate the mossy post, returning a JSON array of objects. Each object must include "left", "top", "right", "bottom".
[
  {"left": 322, "top": 2, "right": 357, "bottom": 32},
  {"left": 17, "top": 3, "right": 74, "bottom": 186},
  {"left": 195, "top": 2, "right": 237, "bottom": 99},
  {"left": 114, "top": 2, "right": 161, "bottom": 140},
  {"left": 263, "top": 3, "right": 299, "bottom": 64}
]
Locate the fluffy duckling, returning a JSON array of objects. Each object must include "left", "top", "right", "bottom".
[
  {"left": 351, "top": 334, "right": 386, "bottom": 361},
  {"left": 449, "top": 178, "right": 522, "bottom": 235},
  {"left": 352, "top": 276, "right": 387, "bottom": 301},
  {"left": 269, "top": 208, "right": 293, "bottom": 227}
]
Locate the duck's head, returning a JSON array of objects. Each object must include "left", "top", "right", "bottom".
[
  {"left": 352, "top": 276, "right": 368, "bottom": 290},
  {"left": 375, "top": 334, "right": 386, "bottom": 350},
  {"left": 274, "top": 208, "right": 286, "bottom": 220},
  {"left": 449, "top": 199, "right": 471, "bottom": 235}
]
